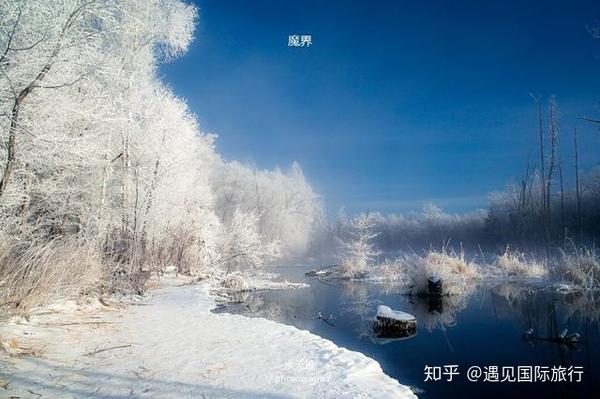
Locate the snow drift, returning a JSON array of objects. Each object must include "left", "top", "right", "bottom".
[{"left": 0, "top": 280, "right": 416, "bottom": 398}]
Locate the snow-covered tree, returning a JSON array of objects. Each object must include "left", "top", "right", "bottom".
[
  {"left": 0, "top": 0, "right": 321, "bottom": 306},
  {"left": 212, "top": 161, "right": 321, "bottom": 261},
  {"left": 337, "top": 212, "right": 381, "bottom": 277},
  {"left": 216, "top": 208, "right": 281, "bottom": 272}
]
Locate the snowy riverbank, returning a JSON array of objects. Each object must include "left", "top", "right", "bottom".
[{"left": 0, "top": 278, "right": 416, "bottom": 398}]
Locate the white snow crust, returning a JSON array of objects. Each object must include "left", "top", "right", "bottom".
[
  {"left": 0, "top": 279, "right": 416, "bottom": 398},
  {"left": 376, "top": 305, "right": 416, "bottom": 322}
]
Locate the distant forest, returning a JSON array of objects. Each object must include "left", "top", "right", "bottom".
[{"left": 329, "top": 98, "right": 600, "bottom": 256}]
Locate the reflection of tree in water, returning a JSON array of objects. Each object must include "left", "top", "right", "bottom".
[
  {"left": 245, "top": 294, "right": 285, "bottom": 321},
  {"left": 224, "top": 291, "right": 285, "bottom": 322},
  {"left": 562, "top": 291, "right": 600, "bottom": 327},
  {"left": 489, "top": 282, "right": 544, "bottom": 333},
  {"left": 489, "top": 282, "right": 536, "bottom": 307},
  {"left": 489, "top": 281, "right": 600, "bottom": 370},
  {"left": 488, "top": 282, "right": 600, "bottom": 327},
  {"left": 221, "top": 287, "right": 320, "bottom": 331},
  {"left": 339, "top": 282, "right": 382, "bottom": 339},
  {"left": 339, "top": 280, "right": 476, "bottom": 336}
]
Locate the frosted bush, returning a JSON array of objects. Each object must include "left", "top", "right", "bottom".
[
  {"left": 220, "top": 272, "right": 249, "bottom": 291},
  {"left": 408, "top": 247, "right": 479, "bottom": 296},
  {"left": 339, "top": 259, "right": 368, "bottom": 279},
  {"left": 366, "top": 257, "right": 414, "bottom": 295},
  {"left": 561, "top": 247, "right": 600, "bottom": 290},
  {"left": 495, "top": 247, "right": 547, "bottom": 278},
  {"left": 376, "top": 258, "right": 409, "bottom": 282}
]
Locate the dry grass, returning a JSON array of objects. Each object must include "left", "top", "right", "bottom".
[
  {"left": 339, "top": 259, "right": 369, "bottom": 279},
  {"left": 560, "top": 247, "right": 600, "bottom": 290},
  {"left": 375, "top": 258, "right": 409, "bottom": 283},
  {"left": 0, "top": 336, "right": 44, "bottom": 357},
  {"left": 421, "top": 248, "right": 479, "bottom": 278},
  {"left": 494, "top": 247, "right": 547, "bottom": 278},
  {"left": 0, "top": 238, "right": 102, "bottom": 312},
  {"left": 367, "top": 247, "right": 479, "bottom": 296},
  {"left": 220, "top": 272, "right": 249, "bottom": 291},
  {"left": 409, "top": 247, "right": 479, "bottom": 296}
]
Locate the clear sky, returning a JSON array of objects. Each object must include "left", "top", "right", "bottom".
[{"left": 160, "top": 0, "right": 600, "bottom": 216}]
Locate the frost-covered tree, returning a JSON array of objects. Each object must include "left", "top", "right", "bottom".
[
  {"left": 0, "top": 0, "right": 115, "bottom": 199},
  {"left": 337, "top": 212, "right": 381, "bottom": 277},
  {"left": 216, "top": 208, "right": 281, "bottom": 272},
  {"left": 0, "top": 0, "right": 321, "bottom": 307},
  {"left": 212, "top": 161, "right": 321, "bottom": 260}
]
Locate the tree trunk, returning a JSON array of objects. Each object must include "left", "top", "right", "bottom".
[
  {"left": 0, "top": 100, "right": 21, "bottom": 197},
  {"left": 559, "top": 159, "right": 565, "bottom": 238},
  {"left": 100, "top": 131, "right": 112, "bottom": 212},
  {"left": 536, "top": 97, "right": 546, "bottom": 221},
  {"left": 121, "top": 128, "right": 130, "bottom": 233},
  {"left": 546, "top": 98, "right": 558, "bottom": 228},
  {"left": 0, "top": 28, "right": 65, "bottom": 199},
  {"left": 574, "top": 128, "right": 582, "bottom": 236}
]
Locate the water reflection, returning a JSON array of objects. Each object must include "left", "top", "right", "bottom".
[
  {"left": 215, "top": 269, "right": 600, "bottom": 398},
  {"left": 488, "top": 282, "right": 600, "bottom": 335},
  {"left": 218, "top": 291, "right": 288, "bottom": 324},
  {"left": 337, "top": 281, "right": 474, "bottom": 335},
  {"left": 411, "top": 291, "right": 474, "bottom": 331},
  {"left": 340, "top": 282, "right": 380, "bottom": 339},
  {"left": 562, "top": 291, "right": 600, "bottom": 326},
  {"left": 218, "top": 279, "right": 600, "bottom": 339}
]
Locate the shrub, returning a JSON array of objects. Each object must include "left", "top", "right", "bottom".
[
  {"left": 561, "top": 247, "right": 600, "bottom": 290},
  {"left": 375, "top": 258, "right": 410, "bottom": 283},
  {"left": 408, "top": 247, "right": 479, "bottom": 296},
  {"left": 220, "top": 272, "right": 249, "bottom": 291},
  {"left": 0, "top": 238, "right": 102, "bottom": 311},
  {"left": 494, "top": 247, "right": 547, "bottom": 278}
]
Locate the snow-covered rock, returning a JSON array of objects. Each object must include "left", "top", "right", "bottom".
[
  {"left": 373, "top": 305, "right": 417, "bottom": 339},
  {"left": 376, "top": 305, "right": 416, "bottom": 322}
]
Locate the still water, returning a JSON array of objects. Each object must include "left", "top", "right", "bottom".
[{"left": 214, "top": 266, "right": 600, "bottom": 398}]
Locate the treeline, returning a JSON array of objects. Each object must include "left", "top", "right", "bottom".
[
  {"left": 327, "top": 166, "right": 600, "bottom": 257},
  {"left": 330, "top": 96, "right": 600, "bottom": 256},
  {"left": 0, "top": 0, "right": 321, "bottom": 307},
  {"left": 486, "top": 167, "right": 600, "bottom": 248},
  {"left": 367, "top": 164, "right": 600, "bottom": 253},
  {"left": 330, "top": 205, "right": 487, "bottom": 254},
  {"left": 486, "top": 95, "right": 599, "bottom": 249}
]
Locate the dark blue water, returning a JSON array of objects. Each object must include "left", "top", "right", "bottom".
[{"left": 214, "top": 266, "right": 600, "bottom": 398}]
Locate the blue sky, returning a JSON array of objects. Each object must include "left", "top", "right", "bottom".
[{"left": 160, "top": 0, "right": 600, "bottom": 216}]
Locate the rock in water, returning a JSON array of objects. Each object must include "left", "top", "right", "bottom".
[
  {"left": 427, "top": 277, "right": 443, "bottom": 296},
  {"left": 373, "top": 305, "right": 417, "bottom": 338}
]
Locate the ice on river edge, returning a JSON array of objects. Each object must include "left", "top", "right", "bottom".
[{"left": 0, "top": 278, "right": 416, "bottom": 398}]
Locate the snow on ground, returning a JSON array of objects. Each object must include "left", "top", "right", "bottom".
[{"left": 0, "top": 278, "right": 415, "bottom": 398}]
